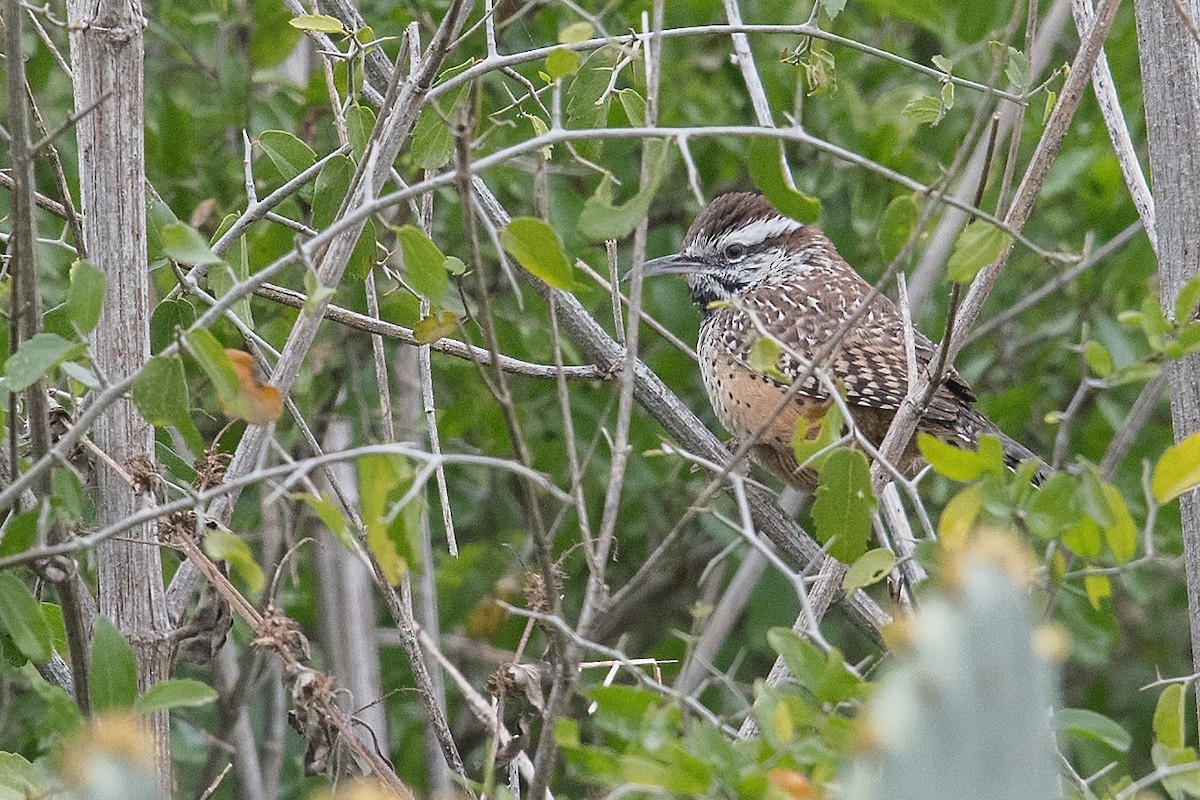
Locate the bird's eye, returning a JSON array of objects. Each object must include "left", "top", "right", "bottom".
[{"left": 723, "top": 243, "right": 747, "bottom": 261}]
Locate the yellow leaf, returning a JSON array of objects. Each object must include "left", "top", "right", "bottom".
[
  {"left": 938, "top": 484, "right": 982, "bottom": 550},
  {"left": 1152, "top": 431, "right": 1200, "bottom": 504}
]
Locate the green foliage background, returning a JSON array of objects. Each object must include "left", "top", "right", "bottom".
[{"left": 1, "top": 0, "right": 1195, "bottom": 797}]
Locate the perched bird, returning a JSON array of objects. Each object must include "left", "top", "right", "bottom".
[{"left": 641, "top": 192, "right": 1045, "bottom": 488}]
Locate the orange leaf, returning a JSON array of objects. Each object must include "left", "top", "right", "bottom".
[
  {"left": 768, "top": 768, "right": 817, "bottom": 799},
  {"left": 222, "top": 349, "right": 283, "bottom": 425}
]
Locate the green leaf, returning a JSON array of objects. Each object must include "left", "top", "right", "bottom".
[
  {"left": 546, "top": 47, "right": 581, "bottom": 79},
  {"left": 1175, "top": 272, "right": 1200, "bottom": 322},
  {"left": 502, "top": 217, "right": 574, "bottom": 289},
  {"left": 821, "top": 0, "right": 847, "bottom": 19},
  {"left": 767, "top": 627, "right": 864, "bottom": 703},
  {"left": 410, "top": 86, "right": 465, "bottom": 171},
  {"left": 204, "top": 530, "right": 265, "bottom": 594},
  {"left": 617, "top": 89, "right": 646, "bottom": 127},
  {"left": 161, "top": 222, "right": 223, "bottom": 265},
  {"left": 792, "top": 399, "right": 843, "bottom": 470},
  {"left": 133, "top": 356, "right": 191, "bottom": 428},
  {"left": 746, "top": 336, "right": 780, "bottom": 374},
  {"left": 946, "top": 220, "right": 1012, "bottom": 283},
  {"left": 1042, "top": 90, "right": 1057, "bottom": 125},
  {"left": 566, "top": 47, "right": 617, "bottom": 129},
  {"left": 184, "top": 329, "right": 240, "bottom": 405},
  {"left": 396, "top": 225, "right": 449, "bottom": 301},
  {"left": 1152, "top": 431, "right": 1200, "bottom": 504},
  {"left": 258, "top": 130, "right": 317, "bottom": 182},
  {"left": 558, "top": 22, "right": 594, "bottom": 43},
  {"left": 89, "top": 617, "right": 138, "bottom": 712},
  {"left": 800, "top": 48, "right": 837, "bottom": 97},
  {"left": 64, "top": 260, "right": 106, "bottom": 335},
  {"left": 903, "top": 94, "right": 946, "bottom": 126},
  {"left": 134, "top": 678, "right": 219, "bottom": 713},
  {"left": 413, "top": 311, "right": 458, "bottom": 344},
  {"left": 346, "top": 102, "right": 376, "bottom": 161},
  {"left": 51, "top": 468, "right": 84, "bottom": 525},
  {"left": 748, "top": 138, "right": 821, "bottom": 224},
  {"left": 358, "top": 454, "right": 421, "bottom": 583},
  {"left": 411, "top": 106, "right": 454, "bottom": 170},
  {"left": 931, "top": 54, "right": 954, "bottom": 73},
  {"left": 879, "top": 194, "right": 919, "bottom": 261},
  {"left": 0, "top": 508, "right": 39, "bottom": 557},
  {"left": 1084, "top": 573, "right": 1111, "bottom": 610},
  {"left": 1101, "top": 483, "right": 1136, "bottom": 564},
  {"left": 578, "top": 140, "right": 671, "bottom": 240},
  {"left": 311, "top": 154, "right": 353, "bottom": 233},
  {"left": 1005, "top": 47, "right": 1032, "bottom": 90},
  {"left": 1055, "top": 708, "right": 1133, "bottom": 752},
  {"left": 303, "top": 269, "right": 335, "bottom": 315},
  {"left": 1154, "top": 684, "right": 1187, "bottom": 750},
  {"left": 209, "top": 215, "right": 254, "bottom": 327},
  {"left": 0, "top": 573, "right": 53, "bottom": 662},
  {"left": 843, "top": 547, "right": 896, "bottom": 593},
  {"left": 150, "top": 298, "right": 196, "bottom": 354},
  {"left": 811, "top": 448, "right": 876, "bottom": 562},
  {"left": 1083, "top": 340, "right": 1114, "bottom": 378},
  {"left": 918, "top": 433, "right": 1004, "bottom": 481},
  {"left": 298, "top": 492, "right": 354, "bottom": 550},
  {"left": 3, "top": 333, "right": 79, "bottom": 392},
  {"left": 289, "top": 13, "right": 345, "bottom": 33}
]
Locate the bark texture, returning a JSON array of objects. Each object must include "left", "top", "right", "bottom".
[
  {"left": 1134, "top": 0, "right": 1200, "bottom": 729},
  {"left": 68, "top": 0, "right": 173, "bottom": 782}
]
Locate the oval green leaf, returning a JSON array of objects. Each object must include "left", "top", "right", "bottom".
[
  {"left": 134, "top": 678, "right": 219, "bottom": 713},
  {"left": 0, "top": 573, "right": 53, "bottom": 662},
  {"left": 501, "top": 217, "right": 574, "bottom": 289}
]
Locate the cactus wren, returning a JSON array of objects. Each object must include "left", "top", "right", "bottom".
[{"left": 642, "top": 192, "right": 1044, "bottom": 488}]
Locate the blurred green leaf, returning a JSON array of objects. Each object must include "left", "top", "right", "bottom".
[
  {"left": 413, "top": 311, "right": 457, "bottom": 344},
  {"left": 918, "top": 433, "right": 1004, "bottom": 481},
  {"left": 184, "top": 329, "right": 240, "bottom": 405},
  {"left": 258, "top": 130, "right": 317, "bottom": 182},
  {"left": 90, "top": 617, "right": 138, "bottom": 712},
  {"left": 879, "top": 194, "right": 919, "bottom": 261},
  {"left": 546, "top": 47, "right": 581, "bottom": 79},
  {"left": 843, "top": 547, "right": 896, "bottom": 593},
  {"left": 558, "top": 22, "right": 594, "bottom": 43},
  {"left": 203, "top": 530, "right": 265, "bottom": 594},
  {"left": 0, "top": 573, "right": 52, "bottom": 662},
  {"left": 946, "top": 220, "right": 1011, "bottom": 283},
  {"left": 578, "top": 140, "right": 670, "bottom": 241},
  {"left": 346, "top": 103, "right": 376, "bottom": 160},
  {"left": 748, "top": 138, "right": 821, "bottom": 223},
  {"left": 358, "top": 454, "right": 421, "bottom": 583},
  {"left": 1154, "top": 684, "right": 1187, "bottom": 750},
  {"left": 161, "top": 222, "right": 222, "bottom": 266},
  {"left": 134, "top": 679, "right": 219, "bottom": 713},
  {"left": 1055, "top": 707, "right": 1132, "bottom": 752},
  {"left": 64, "top": 260, "right": 106, "bottom": 335},
  {"left": 1175, "top": 272, "right": 1200, "bottom": 322},
  {"left": 396, "top": 225, "right": 449, "bottom": 302},
  {"left": 503, "top": 217, "right": 574, "bottom": 288},
  {"left": 3, "top": 333, "right": 80, "bottom": 393},
  {"left": 1005, "top": 47, "right": 1032, "bottom": 90},
  {"left": 792, "top": 400, "right": 843, "bottom": 471}
]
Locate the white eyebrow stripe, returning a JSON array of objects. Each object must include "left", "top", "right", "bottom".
[{"left": 718, "top": 216, "right": 803, "bottom": 248}]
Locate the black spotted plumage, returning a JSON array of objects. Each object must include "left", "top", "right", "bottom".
[{"left": 643, "top": 191, "right": 1046, "bottom": 485}]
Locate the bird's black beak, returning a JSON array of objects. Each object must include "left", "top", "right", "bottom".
[{"left": 624, "top": 253, "right": 706, "bottom": 282}]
